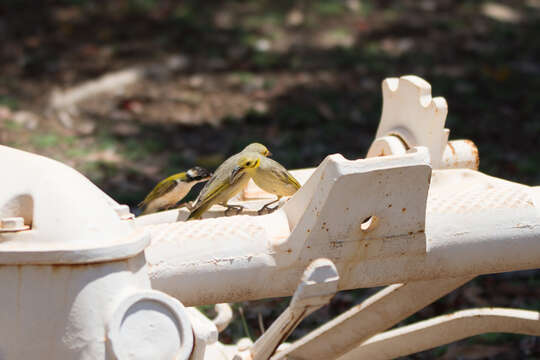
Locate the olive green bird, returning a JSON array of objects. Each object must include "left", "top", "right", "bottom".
[
  {"left": 238, "top": 142, "right": 271, "bottom": 158},
  {"left": 252, "top": 156, "right": 301, "bottom": 214},
  {"left": 187, "top": 143, "right": 270, "bottom": 220},
  {"left": 138, "top": 166, "right": 212, "bottom": 215}
]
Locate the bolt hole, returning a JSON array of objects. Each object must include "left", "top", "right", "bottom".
[
  {"left": 360, "top": 216, "right": 378, "bottom": 232},
  {"left": 388, "top": 133, "right": 411, "bottom": 150}
]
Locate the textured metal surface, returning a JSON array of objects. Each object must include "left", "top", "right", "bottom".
[
  {"left": 149, "top": 215, "right": 270, "bottom": 245},
  {"left": 428, "top": 170, "right": 534, "bottom": 214},
  {"left": 146, "top": 159, "right": 540, "bottom": 306}
]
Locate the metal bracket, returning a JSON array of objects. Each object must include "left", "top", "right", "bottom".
[{"left": 234, "top": 258, "right": 339, "bottom": 360}]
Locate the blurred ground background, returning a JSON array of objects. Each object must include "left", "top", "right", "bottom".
[{"left": 1, "top": 0, "right": 539, "bottom": 358}]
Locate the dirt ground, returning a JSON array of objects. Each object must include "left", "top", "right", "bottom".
[{"left": 1, "top": 0, "right": 539, "bottom": 358}]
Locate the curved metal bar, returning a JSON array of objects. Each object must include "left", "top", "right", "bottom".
[
  {"left": 276, "top": 277, "right": 472, "bottom": 359},
  {"left": 213, "top": 303, "right": 233, "bottom": 333},
  {"left": 337, "top": 308, "right": 540, "bottom": 360}
]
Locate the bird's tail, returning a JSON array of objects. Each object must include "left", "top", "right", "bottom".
[
  {"left": 137, "top": 199, "right": 149, "bottom": 214},
  {"left": 140, "top": 202, "right": 157, "bottom": 215},
  {"left": 187, "top": 203, "right": 209, "bottom": 220}
]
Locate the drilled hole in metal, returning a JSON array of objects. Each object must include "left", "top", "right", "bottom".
[
  {"left": 387, "top": 132, "right": 411, "bottom": 150},
  {"left": 360, "top": 216, "right": 378, "bottom": 232}
]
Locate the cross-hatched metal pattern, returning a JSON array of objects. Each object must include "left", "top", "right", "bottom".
[
  {"left": 428, "top": 180, "right": 534, "bottom": 214},
  {"left": 148, "top": 215, "right": 268, "bottom": 244}
]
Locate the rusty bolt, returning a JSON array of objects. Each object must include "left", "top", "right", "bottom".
[{"left": 0, "top": 217, "right": 30, "bottom": 232}]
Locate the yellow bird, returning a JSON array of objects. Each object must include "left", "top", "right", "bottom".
[
  {"left": 251, "top": 156, "right": 301, "bottom": 214},
  {"left": 187, "top": 151, "right": 266, "bottom": 220},
  {"left": 240, "top": 142, "right": 271, "bottom": 157},
  {"left": 138, "top": 166, "right": 212, "bottom": 215}
]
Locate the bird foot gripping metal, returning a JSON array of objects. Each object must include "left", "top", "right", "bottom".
[{"left": 1, "top": 75, "right": 539, "bottom": 360}]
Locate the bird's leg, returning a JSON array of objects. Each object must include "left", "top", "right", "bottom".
[
  {"left": 175, "top": 201, "right": 194, "bottom": 210},
  {"left": 221, "top": 203, "right": 244, "bottom": 216},
  {"left": 257, "top": 197, "right": 281, "bottom": 215}
]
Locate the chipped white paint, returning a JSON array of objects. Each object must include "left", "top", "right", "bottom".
[{"left": 440, "top": 139, "right": 479, "bottom": 170}]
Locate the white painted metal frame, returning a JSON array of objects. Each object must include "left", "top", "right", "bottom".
[
  {"left": 1, "top": 75, "right": 538, "bottom": 359},
  {"left": 139, "top": 75, "right": 540, "bottom": 360},
  {"left": 337, "top": 308, "right": 540, "bottom": 360},
  {"left": 236, "top": 258, "right": 339, "bottom": 360},
  {"left": 275, "top": 277, "right": 474, "bottom": 359}
]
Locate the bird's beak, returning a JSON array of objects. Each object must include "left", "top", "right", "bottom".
[
  {"left": 266, "top": 151, "right": 272, "bottom": 157},
  {"left": 196, "top": 174, "right": 212, "bottom": 182},
  {"left": 189, "top": 167, "right": 212, "bottom": 181},
  {"left": 199, "top": 169, "right": 212, "bottom": 180},
  {"left": 230, "top": 166, "right": 243, "bottom": 184}
]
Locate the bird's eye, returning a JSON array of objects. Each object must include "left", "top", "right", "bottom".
[{"left": 246, "top": 161, "right": 252, "bottom": 166}]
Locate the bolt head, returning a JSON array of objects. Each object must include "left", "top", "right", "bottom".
[
  {"left": 237, "top": 338, "right": 253, "bottom": 351},
  {"left": 0, "top": 217, "right": 30, "bottom": 232},
  {"left": 114, "top": 205, "right": 134, "bottom": 220}
]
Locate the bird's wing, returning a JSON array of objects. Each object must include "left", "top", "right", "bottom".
[
  {"left": 187, "top": 178, "right": 237, "bottom": 220},
  {"left": 138, "top": 177, "right": 180, "bottom": 208},
  {"left": 193, "top": 174, "right": 216, "bottom": 204},
  {"left": 193, "top": 176, "right": 232, "bottom": 207},
  {"left": 193, "top": 155, "right": 239, "bottom": 205},
  {"left": 272, "top": 167, "right": 301, "bottom": 190}
]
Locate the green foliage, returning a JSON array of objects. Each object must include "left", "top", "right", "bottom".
[
  {"left": 243, "top": 12, "right": 284, "bottom": 29},
  {"left": 129, "top": 0, "right": 157, "bottom": 12},
  {"left": 432, "top": 345, "right": 448, "bottom": 357},
  {"left": 313, "top": 1, "right": 346, "bottom": 16},
  {"left": 31, "top": 134, "right": 61, "bottom": 148},
  {"left": 4, "top": 119, "right": 22, "bottom": 131},
  {"left": 252, "top": 52, "right": 281, "bottom": 69},
  {"left": 0, "top": 95, "right": 18, "bottom": 110},
  {"left": 124, "top": 137, "right": 165, "bottom": 161}
]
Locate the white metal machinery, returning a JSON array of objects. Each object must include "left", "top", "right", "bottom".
[
  {"left": 0, "top": 75, "right": 538, "bottom": 359},
  {"left": 0, "top": 145, "right": 193, "bottom": 360},
  {"left": 140, "top": 75, "right": 540, "bottom": 359}
]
